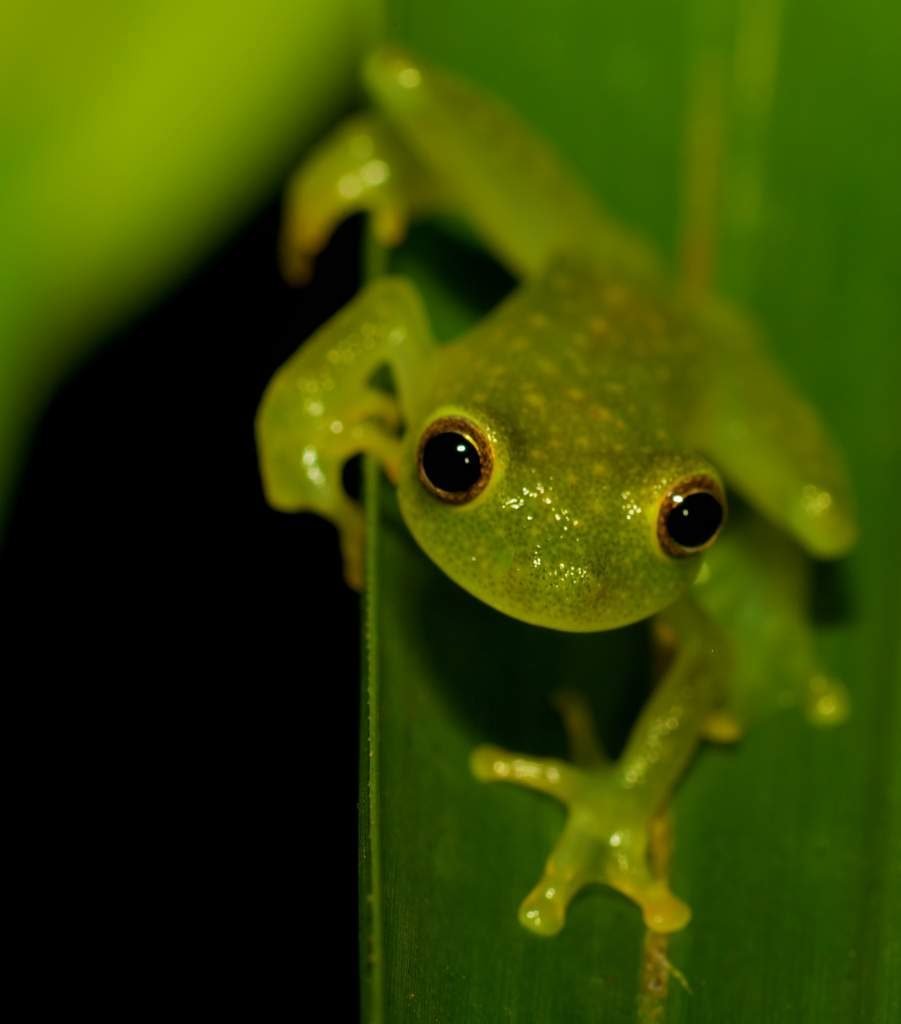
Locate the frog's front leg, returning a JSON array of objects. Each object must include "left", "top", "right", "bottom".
[
  {"left": 693, "top": 302, "right": 858, "bottom": 560},
  {"left": 255, "top": 277, "right": 434, "bottom": 588},
  {"left": 472, "top": 601, "right": 726, "bottom": 935},
  {"left": 279, "top": 111, "right": 447, "bottom": 285},
  {"left": 279, "top": 47, "right": 657, "bottom": 286}
]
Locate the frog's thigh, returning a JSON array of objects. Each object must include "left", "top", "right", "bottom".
[
  {"left": 704, "top": 615, "right": 849, "bottom": 732},
  {"left": 694, "top": 521, "right": 850, "bottom": 728},
  {"left": 651, "top": 619, "right": 739, "bottom": 742},
  {"left": 255, "top": 276, "right": 434, "bottom": 588}
]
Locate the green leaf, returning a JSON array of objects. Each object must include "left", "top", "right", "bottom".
[
  {"left": 0, "top": 0, "right": 382, "bottom": 524},
  {"left": 363, "top": 0, "right": 901, "bottom": 1020}
]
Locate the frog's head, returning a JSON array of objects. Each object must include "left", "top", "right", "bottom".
[{"left": 396, "top": 404, "right": 726, "bottom": 632}]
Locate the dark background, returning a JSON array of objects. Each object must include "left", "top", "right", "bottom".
[{"left": 3, "top": 198, "right": 364, "bottom": 1012}]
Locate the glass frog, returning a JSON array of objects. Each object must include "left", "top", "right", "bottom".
[{"left": 256, "top": 48, "right": 857, "bottom": 937}]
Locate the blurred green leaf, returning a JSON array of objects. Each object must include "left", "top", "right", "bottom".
[
  {"left": 0, "top": 0, "right": 382, "bottom": 523},
  {"left": 362, "top": 1, "right": 901, "bottom": 1020}
]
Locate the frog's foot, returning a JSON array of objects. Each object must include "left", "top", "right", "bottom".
[
  {"left": 471, "top": 743, "right": 690, "bottom": 937},
  {"left": 280, "top": 113, "right": 430, "bottom": 284}
]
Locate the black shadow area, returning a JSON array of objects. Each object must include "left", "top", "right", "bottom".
[{"left": 2, "top": 204, "right": 364, "bottom": 1013}]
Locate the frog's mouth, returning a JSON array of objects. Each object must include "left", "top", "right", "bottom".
[
  {"left": 397, "top": 476, "right": 697, "bottom": 633},
  {"left": 434, "top": 555, "right": 680, "bottom": 635}
]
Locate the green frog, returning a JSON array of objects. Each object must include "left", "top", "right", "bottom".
[{"left": 256, "top": 47, "right": 856, "bottom": 936}]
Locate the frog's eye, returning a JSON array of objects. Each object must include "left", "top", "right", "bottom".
[
  {"left": 418, "top": 416, "right": 493, "bottom": 504},
  {"left": 658, "top": 476, "right": 726, "bottom": 557}
]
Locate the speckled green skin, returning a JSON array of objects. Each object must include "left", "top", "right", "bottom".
[
  {"left": 398, "top": 256, "right": 717, "bottom": 631},
  {"left": 256, "top": 47, "right": 858, "bottom": 936}
]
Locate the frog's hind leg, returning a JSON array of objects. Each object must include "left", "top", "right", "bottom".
[
  {"left": 469, "top": 744, "right": 610, "bottom": 936},
  {"left": 471, "top": 604, "right": 724, "bottom": 936},
  {"left": 693, "top": 512, "right": 850, "bottom": 731},
  {"left": 472, "top": 730, "right": 688, "bottom": 937}
]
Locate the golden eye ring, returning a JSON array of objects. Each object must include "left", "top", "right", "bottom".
[
  {"left": 417, "top": 416, "right": 494, "bottom": 504},
  {"left": 657, "top": 475, "right": 726, "bottom": 557}
]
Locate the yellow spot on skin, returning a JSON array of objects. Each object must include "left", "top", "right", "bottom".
[
  {"left": 621, "top": 491, "right": 643, "bottom": 521},
  {"left": 801, "top": 484, "right": 833, "bottom": 517},
  {"left": 703, "top": 710, "right": 742, "bottom": 743},
  {"left": 589, "top": 403, "right": 614, "bottom": 423},
  {"left": 641, "top": 310, "right": 666, "bottom": 335},
  {"left": 337, "top": 173, "right": 362, "bottom": 199},
  {"left": 806, "top": 674, "right": 849, "bottom": 726},
  {"left": 361, "top": 159, "right": 390, "bottom": 186},
  {"left": 397, "top": 66, "right": 422, "bottom": 89},
  {"left": 300, "top": 445, "right": 325, "bottom": 487}
]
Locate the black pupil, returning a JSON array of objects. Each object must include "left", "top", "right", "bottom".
[
  {"left": 666, "top": 492, "right": 723, "bottom": 548},
  {"left": 422, "top": 432, "right": 482, "bottom": 493}
]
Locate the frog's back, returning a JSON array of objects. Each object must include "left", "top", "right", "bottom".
[{"left": 424, "top": 255, "right": 705, "bottom": 454}]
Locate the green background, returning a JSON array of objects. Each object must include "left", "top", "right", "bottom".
[{"left": 0, "top": 0, "right": 379, "bottom": 522}]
